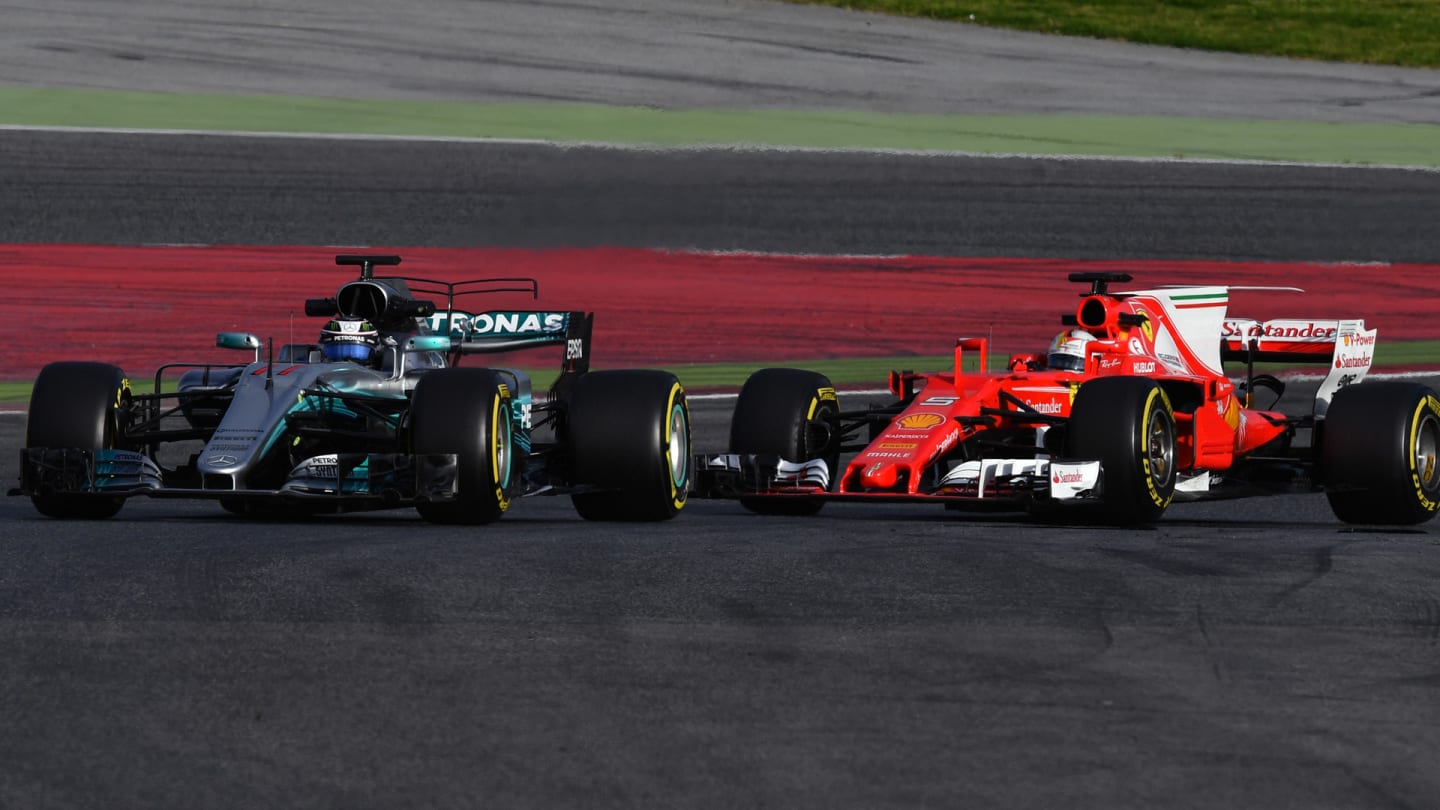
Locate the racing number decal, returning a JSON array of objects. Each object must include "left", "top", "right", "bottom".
[
  {"left": 665, "top": 382, "right": 690, "bottom": 511},
  {"left": 1141, "top": 387, "right": 1174, "bottom": 509},
  {"left": 1410, "top": 395, "right": 1440, "bottom": 512}
]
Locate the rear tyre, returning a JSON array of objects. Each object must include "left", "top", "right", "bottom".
[
  {"left": 568, "top": 370, "right": 691, "bottom": 521},
  {"left": 1066, "top": 377, "right": 1177, "bottom": 526},
  {"left": 25, "top": 362, "right": 132, "bottom": 519},
  {"left": 409, "top": 369, "right": 516, "bottom": 525},
  {"left": 1322, "top": 382, "right": 1440, "bottom": 525},
  {"left": 729, "top": 368, "right": 839, "bottom": 516}
]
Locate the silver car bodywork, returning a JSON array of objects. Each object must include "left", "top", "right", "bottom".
[{"left": 16, "top": 254, "right": 599, "bottom": 515}]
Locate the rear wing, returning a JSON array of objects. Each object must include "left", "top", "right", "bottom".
[
  {"left": 1221, "top": 318, "right": 1377, "bottom": 416},
  {"left": 339, "top": 261, "right": 593, "bottom": 375},
  {"left": 429, "top": 309, "right": 593, "bottom": 374}
]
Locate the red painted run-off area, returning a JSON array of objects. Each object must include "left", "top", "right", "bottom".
[{"left": 5, "top": 244, "right": 1439, "bottom": 380}]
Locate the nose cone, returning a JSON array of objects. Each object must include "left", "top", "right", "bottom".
[{"left": 860, "top": 462, "right": 899, "bottom": 490}]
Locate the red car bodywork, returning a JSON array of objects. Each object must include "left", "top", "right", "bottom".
[
  {"left": 695, "top": 272, "right": 1429, "bottom": 525},
  {"left": 841, "top": 284, "right": 1331, "bottom": 498}
]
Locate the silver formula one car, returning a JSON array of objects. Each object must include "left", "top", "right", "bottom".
[{"left": 14, "top": 254, "right": 691, "bottom": 523}]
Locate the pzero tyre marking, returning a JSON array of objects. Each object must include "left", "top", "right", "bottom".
[
  {"left": 568, "top": 370, "right": 691, "bottom": 521},
  {"left": 25, "top": 362, "right": 134, "bottom": 519},
  {"left": 729, "top": 368, "right": 839, "bottom": 517},
  {"left": 1323, "top": 382, "right": 1440, "bottom": 525},
  {"left": 410, "top": 368, "right": 515, "bottom": 525},
  {"left": 493, "top": 387, "right": 513, "bottom": 512},
  {"left": 1142, "top": 386, "right": 1177, "bottom": 510},
  {"left": 665, "top": 382, "right": 690, "bottom": 511},
  {"left": 1066, "top": 376, "right": 1177, "bottom": 525},
  {"left": 1409, "top": 395, "right": 1439, "bottom": 513}
]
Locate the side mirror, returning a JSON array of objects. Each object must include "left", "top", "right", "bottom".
[
  {"left": 397, "top": 300, "right": 437, "bottom": 319},
  {"left": 305, "top": 298, "right": 338, "bottom": 317},
  {"left": 217, "top": 332, "right": 263, "bottom": 362}
]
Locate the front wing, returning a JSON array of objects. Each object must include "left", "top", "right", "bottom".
[
  {"left": 17, "top": 448, "right": 462, "bottom": 509},
  {"left": 691, "top": 453, "right": 1106, "bottom": 507}
]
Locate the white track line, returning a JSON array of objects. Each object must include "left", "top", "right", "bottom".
[{"left": 2, "top": 124, "right": 1436, "bottom": 172}]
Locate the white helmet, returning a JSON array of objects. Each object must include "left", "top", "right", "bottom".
[{"left": 1048, "top": 329, "right": 1095, "bottom": 372}]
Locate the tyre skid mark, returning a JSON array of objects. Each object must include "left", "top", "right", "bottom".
[{"left": 1267, "top": 544, "right": 1338, "bottom": 609}]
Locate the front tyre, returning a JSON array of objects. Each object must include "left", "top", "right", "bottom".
[
  {"left": 409, "top": 369, "right": 516, "bottom": 525},
  {"left": 568, "top": 370, "right": 691, "bottom": 521},
  {"left": 1322, "top": 382, "right": 1440, "bottom": 525},
  {"left": 1066, "top": 377, "right": 1177, "bottom": 526},
  {"left": 729, "top": 368, "right": 839, "bottom": 516},
  {"left": 25, "top": 362, "right": 133, "bottom": 519}
]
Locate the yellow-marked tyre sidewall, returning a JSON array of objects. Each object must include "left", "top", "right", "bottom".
[
  {"left": 410, "top": 369, "right": 514, "bottom": 525},
  {"left": 1067, "top": 376, "right": 1177, "bottom": 526},
  {"left": 25, "top": 362, "right": 132, "bottom": 519},
  {"left": 568, "top": 370, "right": 691, "bottom": 522},
  {"left": 730, "top": 369, "right": 838, "bottom": 517},
  {"left": 1324, "top": 382, "right": 1440, "bottom": 525},
  {"left": 491, "top": 387, "right": 514, "bottom": 513},
  {"left": 1140, "top": 386, "right": 1176, "bottom": 510},
  {"left": 1407, "top": 394, "right": 1440, "bottom": 515},
  {"left": 664, "top": 381, "right": 691, "bottom": 512}
]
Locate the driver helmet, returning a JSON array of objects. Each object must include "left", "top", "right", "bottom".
[
  {"left": 319, "top": 318, "right": 379, "bottom": 363},
  {"left": 1047, "top": 329, "right": 1095, "bottom": 372}
]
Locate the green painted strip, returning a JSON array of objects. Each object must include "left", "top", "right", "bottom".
[
  {"left": 1170, "top": 292, "right": 1231, "bottom": 301},
  {"left": 3, "top": 87, "right": 1439, "bottom": 166}
]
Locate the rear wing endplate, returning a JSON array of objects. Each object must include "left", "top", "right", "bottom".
[
  {"left": 437, "top": 310, "right": 593, "bottom": 374},
  {"left": 1221, "top": 318, "right": 1376, "bottom": 416}
]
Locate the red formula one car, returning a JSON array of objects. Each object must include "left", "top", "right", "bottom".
[{"left": 694, "top": 273, "right": 1440, "bottom": 525}]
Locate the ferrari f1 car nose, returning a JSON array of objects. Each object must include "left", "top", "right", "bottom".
[{"left": 859, "top": 461, "right": 901, "bottom": 490}]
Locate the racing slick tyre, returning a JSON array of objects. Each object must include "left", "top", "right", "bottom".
[
  {"left": 24, "top": 362, "right": 133, "bottom": 519},
  {"left": 1321, "top": 382, "right": 1440, "bottom": 525},
  {"left": 409, "top": 368, "right": 516, "bottom": 525},
  {"left": 1065, "top": 377, "right": 1177, "bottom": 526},
  {"left": 729, "top": 368, "right": 839, "bottom": 516},
  {"left": 567, "top": 370, "right": 691, "bottom": 521}
]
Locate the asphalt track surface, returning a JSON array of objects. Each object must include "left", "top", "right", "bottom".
[
  {"left": 5, "top": 3, "right": 1440, "bottom": 808},
  {"left": 5, "top": 381, "right": 1440, "bottom": 810},
  {"left": 5, "top": 129, "right": 1440, "bottom": 262},
  {"left": 7, "top": 0, "right": 1440, "bottom": 122}
]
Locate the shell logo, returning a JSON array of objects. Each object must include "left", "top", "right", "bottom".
[{"left": 897, "top": 412, "right": 947, "bottom": 430}]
